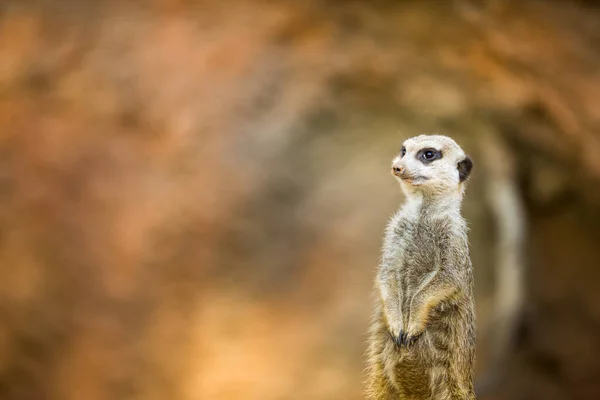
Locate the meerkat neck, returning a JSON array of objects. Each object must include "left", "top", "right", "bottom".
[{"left": 403, "top": 190, "right": 464, "bottom": 218}]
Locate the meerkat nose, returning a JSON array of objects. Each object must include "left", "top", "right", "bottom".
[{"left": 392, "top": 166, "right": 404, "bottom": 175}]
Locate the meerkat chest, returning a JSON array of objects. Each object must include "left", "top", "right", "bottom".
[{"left": 390, "top": 216, "right": 451, "bottom": 281}]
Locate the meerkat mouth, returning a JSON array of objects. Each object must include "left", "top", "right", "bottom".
[
  {"left": 405, "top": 176, "right": 429, "bottom": 185},
  {"left": 395, "top": 173, "right": 429, "bottom": 184},
  {"left": 391, "top": 167, "right": 429, "bottom": 184}
]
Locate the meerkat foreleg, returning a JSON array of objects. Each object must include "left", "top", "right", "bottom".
[
  {"left": 377, "top": 270, "right": 404, "bottom": 345},
  {"left": 404, "top": 270, "right": 458, "bottom": 344}
]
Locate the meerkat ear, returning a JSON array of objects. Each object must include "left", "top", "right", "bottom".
[{"left": 457, "top": 156, "right": 473, "bottom": 182}]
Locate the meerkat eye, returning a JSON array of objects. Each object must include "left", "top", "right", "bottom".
[
  {"left": 419, "top": 148, "right": 442, "bottom": 163},
  {"left": 401, "top": 146, "right": 406, "bottom": 158}
]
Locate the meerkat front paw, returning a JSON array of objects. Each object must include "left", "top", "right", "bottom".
[
  {"left": 404, "top": 332, "right": 422, "bottom": 347},
  {"left": 384, "top": 314, "right": 406, "bottom": 348},
  {"left": 404, "top": 321, "right": 424, "bottom": 347},
  {"left": 389, "top": 328, "right": 419, "bottom": 347},
  {"left": 382, "top": 299, "right": 404, "bottom": 347},
  {"left": 388, "top": 330, "right": 404, "bottom": 347},
  {"left": 387, "top": 323, "right": 405, "bottom": 347}
]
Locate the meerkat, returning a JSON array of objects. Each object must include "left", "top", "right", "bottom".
[{"left": 366, "top": 134, "right": 475, "bottom": 400}]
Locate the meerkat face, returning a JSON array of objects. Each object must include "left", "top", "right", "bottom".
[{"left": 391, "top": 134, "right": 473, "bottom": 195}]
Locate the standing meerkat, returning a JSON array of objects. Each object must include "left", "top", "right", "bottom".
[{"left": 366, "top": 134, "right": 475, "bottom": 400}]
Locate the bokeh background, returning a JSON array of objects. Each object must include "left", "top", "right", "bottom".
[{"left": 1, "top": 0, "right": 600, "bottom": 399}]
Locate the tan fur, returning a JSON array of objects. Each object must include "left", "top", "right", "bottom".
[{"left": 366, "top": 135, "right": 476, "bottom": 400}]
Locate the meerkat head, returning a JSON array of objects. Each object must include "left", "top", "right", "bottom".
[{"left": 391, "top": 134, "right": 473, "bottom": 197}]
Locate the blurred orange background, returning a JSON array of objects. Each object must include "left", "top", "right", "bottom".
[{"left": 1, "top": 1, "right": 600, "bottom": 399}]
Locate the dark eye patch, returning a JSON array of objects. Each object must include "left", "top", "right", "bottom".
[
  {"left": 417, "top": 148, "right": 442, "bottom": 164},
  {"left": 401, "top": 146, "right": 406, "bottom": 158}
]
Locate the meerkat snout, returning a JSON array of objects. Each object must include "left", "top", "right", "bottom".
[{"left": 391, "top": 165, "right": 404, "bottom": 176}]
